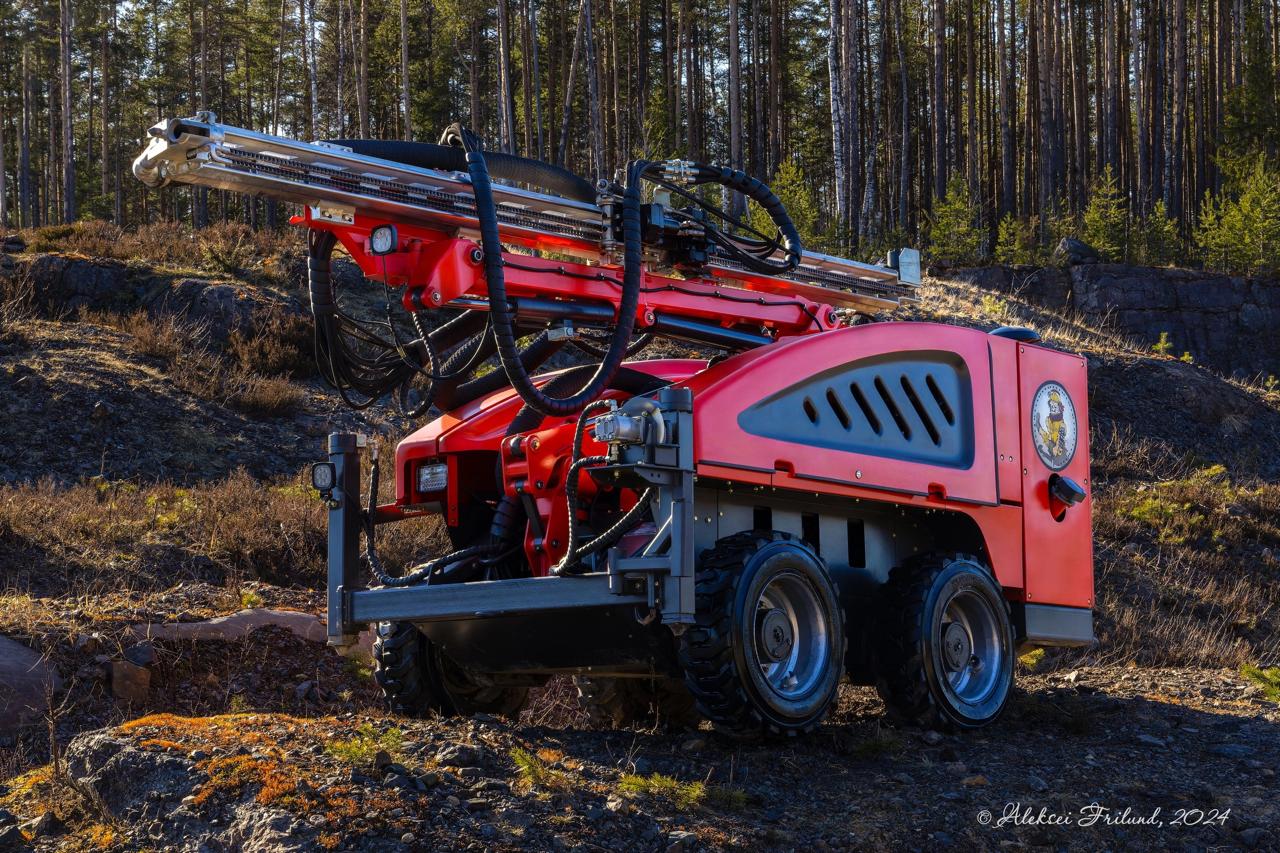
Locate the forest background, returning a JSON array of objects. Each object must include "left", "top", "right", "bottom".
[{"left": 0, "top": 0, "right": 1278, "bottom": 273}]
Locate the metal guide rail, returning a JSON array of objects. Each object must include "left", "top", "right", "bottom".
[{"left": 133, "top": 114, "right": 920, "bottom": 311}]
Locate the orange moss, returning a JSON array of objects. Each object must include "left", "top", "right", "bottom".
[
  {"left": 191, "top": 754, "right": 300, "bottom": 809},
  {"left": 85, "top": 823, "right": 119, "bottom": 849},
  {"left": 139, "top": 738, "right": 188, "bottom": 752},
  {"left": 317, "top": 833, "right": 342, "bottom": 849}
]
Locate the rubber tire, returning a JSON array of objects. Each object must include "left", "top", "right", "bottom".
[
  {"left": 373, "top": 621, "right": 528, "bottom": 718},
  {"left": 678, "top": 531, "right": 845, "bottom": 739},
  {"left": 572, "top": 677, "right": 700, "bottom": 729},
  {"left": 875, "top": 554, "right": 1014, "bottom": 730}
]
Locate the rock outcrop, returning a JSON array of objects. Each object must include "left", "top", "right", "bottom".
[
  {"left": 946, "top": 264, "right": 1280, "bottom": 378},
  {"left": 0, "top": 637, "right": 62, "bottom": 729}
]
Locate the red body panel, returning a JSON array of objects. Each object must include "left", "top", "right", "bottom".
[
  {"left": 989, "top": 336, "right": 1025, "bottom": 504},
  {"left": 680, "top": 323, "right": 1000, "bottom": 506},
  {"left": 1018, "top": 344, "right": 1094, "bottom": 608}
]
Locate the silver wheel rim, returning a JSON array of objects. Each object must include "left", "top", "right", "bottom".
[
  {"left": 751, "top": 571, "right": 830, "bottom": 701},
  {"left": 939, "top": 589, "right": 1006, "bottom": 705}
]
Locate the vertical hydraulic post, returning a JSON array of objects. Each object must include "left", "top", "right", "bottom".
[{"left": 326, "top": 433, "right": 363, "bottom": 646}]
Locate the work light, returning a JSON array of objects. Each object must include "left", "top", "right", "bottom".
[
  {"left": 311, "top": 461, "right": 336, "bottom": 493},
  {"left": 416, "top": 462, "right": 448, "bottom": 494},
  {"left": 370, "top": 224, "right": 398, "bottom": 255}
]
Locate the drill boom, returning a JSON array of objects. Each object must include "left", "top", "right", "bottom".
[{"left": 134, "top": 114, "right": 920, "bottom": 315}]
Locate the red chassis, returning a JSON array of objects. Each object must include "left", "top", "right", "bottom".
[{"left": 312, "top": 211, "right": 1094, "bottom": 710}]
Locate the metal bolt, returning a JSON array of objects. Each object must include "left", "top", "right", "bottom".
[{"left": 855, "top": 470, "right": 863, "bottom": 479}]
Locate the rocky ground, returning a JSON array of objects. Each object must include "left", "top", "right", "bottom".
[
  {"left": 1, "top": 666, "right": 1277, "bottom": 851},
  {"left": 3, "top": 227, "right": 1280, "bottom": 852}
]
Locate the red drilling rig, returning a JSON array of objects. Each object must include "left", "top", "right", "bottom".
[{"left": 135, "top": 114, "right": 1092, "bottom": 736}]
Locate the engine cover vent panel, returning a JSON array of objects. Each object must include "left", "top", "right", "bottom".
[{"left": 738, "top": 351, "right": 975, "bottom": 468}]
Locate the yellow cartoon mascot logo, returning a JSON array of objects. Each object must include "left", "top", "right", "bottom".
[{"left": 1032, "top": 382, "right": 1075, "bottom": 470}]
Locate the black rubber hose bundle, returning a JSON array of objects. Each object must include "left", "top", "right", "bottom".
[
  {"left": 464, "top": 141, "right": 647, "bottom": 416},
  {"left": 690, "top": 164, "right": 803, "bottom": 274}
]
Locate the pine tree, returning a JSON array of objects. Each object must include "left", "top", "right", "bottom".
[
  {"left": 994, "top": 213, "right": 1038, "bottom": 266},
  {"left": 926, "top": 176, "right": 981, "bottom": 267},
  {"left": 1082, "top": 165, "right": 1127, "bottom": 262},
  {"left": 1137, "top": 201, "right": 1180, "bottom": 267},
  {"left": 1196, "top": 159, "right": 1280, "bottom": 275}
]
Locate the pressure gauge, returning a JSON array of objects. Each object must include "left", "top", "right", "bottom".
[{"left": 369, "top": 224, "right": 398, "bottom": 255}]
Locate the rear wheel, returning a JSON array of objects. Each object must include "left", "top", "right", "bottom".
[
  {"left": 875, "top": 554, "right": 1014, "bottom": 729},
  {"left": 373, "top": 621, "right": 529, "bottom": 718},
  {"left": 572, "top": 676, "right": 699, "bottom": 729},
  {"left": 679, "top": 531, "right": 845, "bottom": 739}
]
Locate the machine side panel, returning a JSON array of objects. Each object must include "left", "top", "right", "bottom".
[
  {"left": 685, "top": 323, "right": 998, "bottom": 506},
  {"left": 1018, "top": 345, "right": 1094, "bottom": 609},
  {"left": 737, "top": 351, "right": 975, "bottom": 469}
]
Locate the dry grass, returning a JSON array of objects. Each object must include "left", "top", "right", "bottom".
[
  {"left": 84, "top": 310, "right": 307, "bottom": 418},
  {"left": 0, "top": 469, "right": 325, "bottom": 596},
  {"left": 913, "top": 274, "right": 1141, "bottom": 358},
  {"left": 0, "top": 268, "right": 41, "bottom": 347},
  {"left": 1074, "top": 451, "right": 1280, "bottom": 669},
  {"left": 228, "top": 309, "right": 315, "bottom": 378},
  {"left": 0, "top": 460, "right": 446, "bottom": 634},
  {"left": 18, "top": 221, "right": 303, "bottom": 284}
]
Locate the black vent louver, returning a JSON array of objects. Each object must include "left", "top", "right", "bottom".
[{"left": 738, "top": 351, "right": 975, "bottom": 468}]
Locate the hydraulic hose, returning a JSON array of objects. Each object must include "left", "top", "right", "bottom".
[{"left": 465, "top": 143, "right": 647, "bottom": 416}]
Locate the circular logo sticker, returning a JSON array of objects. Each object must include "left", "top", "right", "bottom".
[{"left": 1031, "top": 381, "right": 1077, "bottom": 470}]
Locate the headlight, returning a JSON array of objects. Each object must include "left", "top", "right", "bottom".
[
  {"left": 370, "top": 224, "right": 398, "bottom": 255},
  {"left": 310, "top": 462, "right": 335, "bottom": 492},
  {"left": 416, "top": 462, "right": 448, "bottom": 494}
]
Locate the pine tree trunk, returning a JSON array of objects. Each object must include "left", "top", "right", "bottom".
[
  {"left": 0, "top": 19, "right": 8, "bottom": 227},
  {"left": 60, "top": 0, "right": 76, "bottom": 223},
  {"left": 728, "top": 0, "right": 745, "bottom": 218},
  {"left": 194, "top": 3, "right": 209, "bottom": 228},
  {"left": 306, "top": 0, "right": 319, "bottom": 138},
  {"left": 401, "top": 0, "right": 412, "bottom": 140},
  {"left": 846, "top": 0, "right": 861, "bottom": 235},
  {"left": 557, "top": 0, "right": 586, "bottom": 166},
  {"left": 896, "top": 0, "right": 910, "bottom": 232},
  {"left": 932, "top": 0, "right": 946, "bottom": 199},
  {"left": 583, "top": 0, "right": 604, "bottom": 177},
  {"left": 828, "top": 0, "right": 846, "bottom": 237},
  {"left": 101, "top": 9, "right": 111, "bottom": 209},
  {"left": 997, "top": 0, "right": 1014, "bottom": 215},
  {"left": 768, "top": 0, "right": 783, "bottom": 173},
  {"left": 860, "top": 0, "right": 882, "bottom": 238},
  {"left": 357, "top": 0, "right": 369, "bottom": 138},
  {"left": 1169, "top": 0, "right": 1186, "bottom": 221}
]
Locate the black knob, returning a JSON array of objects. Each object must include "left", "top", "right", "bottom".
[{"left": 1049, "top": 473, "right": 1086, "bottom": 506}]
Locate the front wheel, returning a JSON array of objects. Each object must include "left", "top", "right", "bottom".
[
  {"left": 679, "top": 531, "right": 845, "bottom": 739},
  {"left": 876, "top": 554, "right": 1014, "bottom": 729},
  {"left": 373, "top": 622, "right": 528, "bottom": 718}
]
